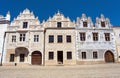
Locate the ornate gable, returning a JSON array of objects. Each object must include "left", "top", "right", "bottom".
[
  {"left": 42, "top": 11, "right": 75, "bottom": 28},
  {"left": 76, "top": 13, "right": 93, "bottom": 29},
  {"left": 8, "top": 8, "right": 41, "bottom": 31},
  {"left": 95, "top": 14, "right": 112, "bottom": 29}
]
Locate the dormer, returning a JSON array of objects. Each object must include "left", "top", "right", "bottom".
[
  {"left": 76, "top": 14, "right": 93, "bottom": 29},
  {"left": 95, "top": 14, "right": 112, "bottom": 29},
  {"left": 42, "top": 11, "right": 75, "bottom": 28}
]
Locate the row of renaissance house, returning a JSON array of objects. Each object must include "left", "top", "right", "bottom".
[{"left": 0, "top": 8, "right": 120, "bottom": 66}]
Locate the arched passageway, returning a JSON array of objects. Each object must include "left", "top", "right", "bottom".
[{"left": 104, "top": 51, "right": 114, "bottom": 63}]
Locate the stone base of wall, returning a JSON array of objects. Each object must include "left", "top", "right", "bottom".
[
  {"left": 76, "top": 60, "right": 105, "bottom": 65},
  {"left": 64, "top": 60, "right": 76, "bottom": 65},
  {"left": 45, "top": 60, "right": 57, "bottom": 66},
  {"left": 3, "top": 63, "right": 30, "bottom": 66},
  {"left": 45, "top": 60, "right": 76, "bottom": 66}
]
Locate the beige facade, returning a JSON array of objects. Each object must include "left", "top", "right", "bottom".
[
  {"left": 113, "top": 27, "right": 120, "bottom": 62},
  {"left": 43, "top": 12, "right": 76, "bottom": 65}
]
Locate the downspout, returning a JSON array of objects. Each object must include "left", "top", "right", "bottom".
[
  {"left": 0, "top": 32, "right": 6, "bottom": 66},
  {"left": 43, "top": 29, "right": 46, "bottom": 66}
]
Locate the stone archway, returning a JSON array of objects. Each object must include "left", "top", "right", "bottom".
[
  {"left": 15, "top": 47, "right": 29, "bottom": 62},
  {"left": 104, "top": 51, "right": 114, "bottom": 63},
  {"left": 31, "top": 51, "right": 42, "bottom": 65}
]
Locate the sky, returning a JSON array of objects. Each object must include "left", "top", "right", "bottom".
[{"left": 0, "top": 0, "right": 120, "bottom": 26}]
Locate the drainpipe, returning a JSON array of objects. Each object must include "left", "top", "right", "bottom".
[
  {"left": 0, "top": 32, "right": 6, "bottom": 66},
  {"left": 43, "top": 29, "right": 46, "bottom": 66}
]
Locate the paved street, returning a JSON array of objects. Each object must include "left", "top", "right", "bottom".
[{"left": 0, "top": 63, "right": 120, "bottom": 78}]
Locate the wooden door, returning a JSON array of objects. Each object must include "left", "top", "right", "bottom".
[
  {"left": 32, "top": 51, "right": 42, "bottom": 65},
  {"left": 105, "top": 51, "right": 114, "bottom": 63}
]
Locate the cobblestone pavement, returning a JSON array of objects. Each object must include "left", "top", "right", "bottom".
[{"left": 0, "top": 63, "right": 120, "bottom": 78}]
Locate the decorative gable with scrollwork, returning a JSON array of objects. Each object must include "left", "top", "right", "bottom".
[
  {"left": 42, "top": 11, "right": 75, "bottom": 28},
  {"left": 8, "top": 8, "right": 42, "bottom": 31}
]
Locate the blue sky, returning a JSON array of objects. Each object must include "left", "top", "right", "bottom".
[{"left": 0, "top": 0, "right": 120, "bottom": 26}]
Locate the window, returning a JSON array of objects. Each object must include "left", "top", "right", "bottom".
[
  {"left": 101, "top": 22, "right": 105, "bottom": 27},
  {"left": 20, "top": 54, "right": 25, "bottom": 62},
  {"left": 58, "top": 35, "right": 62, "bottom": 43},
  {"left": 67, "top": 52, "right": 72, "bottom": 59},
  {"left": 80, "top": 33, "right": 86, "bottom": 41},
  {"left": 57, "top": 22, "right": 62, "bottom": 28},
  {"left": 93, "top": 52, "right": 98, "bottom": 59},
  {"left": 23, "top": 22, "right": 28, "bottom": 28},
  {"left": 12, "top": 35, "right": 16, "bottom": 42},
  {"left": 104, "top": 33, "right": 110, "bottom": 41},
  {"left": 19, "top": 33, "right": 26, "bottom": 42},
  {"left": 66, "top": 35, "right": 71, "bottom": 42},
  {"left": 49, "top": 35, "right": 54, "bottom": 43},
  {"left": 34, "top": 35, "right": 39, "bottom": 42},
  {"left": 119, "top": 34, "right": 120, "bottom": 38},
  {"left": 10, "top": 54, "right": 15, "bottom": 62},
  {"left": 83, "top": 22, "right": 87, "bottom": 27},
  {"left": 82, "top": 52, "right": 86, "bottom": 59},
  {"left": 49, "top": 52, "right": 54, "bottom": 60},
  {"left": 93, "top": 33, "right": 98, "bottom": 41}
]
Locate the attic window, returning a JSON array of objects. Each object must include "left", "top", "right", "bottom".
[
  {"left": 83, "top": 22, "right": 87, "bottom": 27},
  {"left": 101, "top": 22, "right": 105, "bottom": 27},
  {"left": 23, "top": 22, "right": 28, "bottom": 28},
  {"left": 57, "top": 22, "right": 62, "bottom": 28}
]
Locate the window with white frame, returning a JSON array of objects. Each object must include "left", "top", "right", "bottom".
[
  {"left": 23, "top": 22, "right": 28, "bottom": 28},
  {"left": 19, "top": 33, "right": 26, "bottom": 42},
  {"left": 12, "top": 35, "right": 16, "bottom": 42},
  {"left": 93, "top": 51, "right": 98, "bottom": 59},
  {"left": 104, "top": 33, "right": 110, "bottom": 41},
  {"left": 93, "top": 33, "right": 98, "bottom": 41},
  {"left": 34, "top": 35, "right": 39, "bottom": 42},
  {"left": 80, "top": 33, "right": 86, "bottom": 41}
]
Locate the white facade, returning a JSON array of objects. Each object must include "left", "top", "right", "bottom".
[
  {"left": 3, "top": 9, "right": 44, "bottom": 65},
  {"left": 76, "top": 14, "right": 117, "bottom": 64},
  {"left": 0, "top": 12, "right": 10, "bottom": 65}
]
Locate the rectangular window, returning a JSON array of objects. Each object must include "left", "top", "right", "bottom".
[
  {"left": 83, "top": 22, "right": 87, "bottom": 27},
  {"left": 49, "top": 52, "right": 54, "bottom": 60},
  {"left": 101, "top": 22, "right": 105, "bottom": 27},
  {"left": 57, "top": 22, "right": 62, "bottom": 28},
  {"left": 93, "top": 33, "right": 98, "bottom": 41},
  {"left": 105, "top": 33, "right": 110, "bottom": 41},
  {"left": 20, "top": 54, "right": 25, "bottom": 62},
  {"left": 82, "top": 52, "right": 86, "bottom": 59},
  {"left": 10, "top": 54, "right": 15, "bottom": 62},
  {"left": 12, "top": 35, "right": 16, "bottom": 42},
  {"left": 80, "top": 33, "right": 86, "bottom": 41},
  {"left": 67, "top": 52, "right": 72, "bottom": 59},
  {"left": 66, "top": 35, "right": 71, "bottom": 42},
  {"left": 19, "top": 33, "right": 26, "bottom": 42},
  {"left": 93, "top": 52, "right": 98, "bottom": 59},
  {"left": 58, "top": 35, "right": 62, "bottom": 43},
  {"left": 23, "top": 22, "right": 28, "bottom": 28},
  {"left": 34, "top": 35, "right": 39, "bottom": 42},
  {"left": 49, "top": 35, "right": 54, "bottom": 43}
]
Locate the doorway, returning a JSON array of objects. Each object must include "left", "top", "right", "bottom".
[
  {"left": 57, "top": 51, "right": 63, "bottom": 64},
  {"left": 105, "top": 51, "right": 114, "bottom": 63},
  {"left": 32, "top": 51, "right": 42, "bottom": 65}
]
